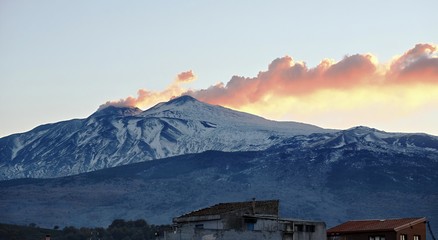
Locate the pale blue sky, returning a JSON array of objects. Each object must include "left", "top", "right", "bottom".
[{"left": 1, "top": 0, "right": 437, "bottom": 137}]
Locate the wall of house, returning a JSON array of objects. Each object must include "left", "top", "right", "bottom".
[
  {"left": 327, "top": 231, "right": 397, "bottom": 240},
  {"left": 175, "top": 219, "right": 224, "bottom": 231},
  {"left": 221, "top": 214, "right": 244, "bottom": 230},
  {"left": 396, "top": 222, "right": 426, "bottom": 240},
  {"left": 326, "top": 222, "right": 427, "bottom": 240},
  {"left": 293, "top": 221, "right": 326, "bottom": 240},
  {"left": 200, "top": 219, "right": 224, "bottom": 230},
  {"left": 193, "top": 228, "right": 281, "bottom": 240},
  {"left": 161, "top": 220, "right": 326, "bottom": 240},
  {"left": 160, "top": 227, "right": 315, "bottom": 240},
  {"left": 253, "top": 218, "right": 281, "bottom": 231}
]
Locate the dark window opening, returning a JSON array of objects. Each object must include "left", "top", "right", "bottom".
[
  {"left": 305, "top": 225, "right": 315, "bottom": 232},
  {"left": 244, "top": 217, "right": 257, "bottom": 223},
  {"left": 195, "top": 224, "right": 204, "bottom": 229},
  {"left": 329, "top": 237, "right": 341, "bottom": 240},
  {"left": 246, "top": 223, "right": 255, "bottom": 231},
  {"left": 369, "top": 235, "right": 386, "bottom": 240},
  {"left": 295, "top": 224, "right": 304, "bottom": 232}
]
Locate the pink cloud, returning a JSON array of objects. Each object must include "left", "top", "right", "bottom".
[
  {"left": 100, "top": 43, "right": 438, "bottom": 112},
  {"left": 187, "top": 44, "right": 437, "bottom": 108},
  {"left": 187, "top": 53, "right": 379, "bottom": 107},
  {"left": 176, "top": 70, "right": 197, "bottom": 82},
  {"left": 388, "top": 44, "right": 438, "bottom": 82}
]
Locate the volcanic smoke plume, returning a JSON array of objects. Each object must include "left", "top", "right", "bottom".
[
  {"left": 98, "top": 70, "right": 197, "bottom": 110},
  {"left": 99, "top": 43, "right": 438, "bottom": 134}
]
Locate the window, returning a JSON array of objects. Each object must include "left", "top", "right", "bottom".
[
  {"left": 369, "top": 235, "right": 386, "bottom": 240},
  {"left": 294, "top": 224, "right": 304, "bottom": 232},
  {"left": 413, "top": 235, "right": 420, "bottom": 240},
  {"left": 400, "top": 234, "right": 407, "bottom": 240},
  {"left": 305, "top": 225, "right": 315, "bottom": 232},
  {"left": 244, "top": 217, "right": 256, "bottom": 231},
  {"left": 246, "top": 223, "right": 255, "bottom": 231},
  {"left": 195, "top": 224, "right": 204, "bottom": 229}
]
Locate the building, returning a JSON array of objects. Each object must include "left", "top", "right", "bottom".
[
  {"left": 327, "top": 217, "right": 427, "bottom": 240},
  {"left": 158, "top": 199, "right": 326, "bottom": 240}
]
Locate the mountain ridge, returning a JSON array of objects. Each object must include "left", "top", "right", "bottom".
[
  {"left": 91, "top": 105, "right": 143, "bottom": 118},
  {"left": 1, "top": 95, "right": 437, "bottom": 180},
  {"left": 0, "top": 96, "right": 328, "bottom": 180}
]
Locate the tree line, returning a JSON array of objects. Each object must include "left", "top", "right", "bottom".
[{"left": 0, "top": 219, "right": 172, "bottom": 240}]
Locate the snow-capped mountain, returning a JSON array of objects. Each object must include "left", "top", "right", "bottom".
[
  {"left": 276, "top": 126, "right": 438, "bottom": 162},
  {"left": 0, "top": 96, "right": 328, "bottom": 180},
  {"left": 1, "top": 96, "right": 437, "bottom": 232}
]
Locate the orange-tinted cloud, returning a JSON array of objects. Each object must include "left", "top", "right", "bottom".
[
  {"left": 388, "top": 43, "right": 438, "bottom": 82},
  {"left": 99, "top": 43, "right": 438, "bottom": 134},
  {"left": 186, "top": 53, "right": 380, "bottom": 107},
  {"left": 186, "top": 44, "right": 437, "bottom": 109},
  {"left": 176, "top": 70, "right": 197, "bottom": 82}
]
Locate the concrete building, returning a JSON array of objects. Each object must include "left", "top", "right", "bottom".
[
  {"left": 327, "top": 217, "right": 427, "bottom": 240},
  {"left": 158, "top": 199, "right": 326, "bottom": 240}
]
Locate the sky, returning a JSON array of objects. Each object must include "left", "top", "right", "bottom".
[{"left": 1, "top": 0, "right": 438, "bottom": 137}]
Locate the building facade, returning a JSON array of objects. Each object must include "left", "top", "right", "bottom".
[
  {"left": 327, "top": 217, "right": 427, "bottom": 240},
  {"left": 158, "top": 199, "right": 326, "bottom": 240}
]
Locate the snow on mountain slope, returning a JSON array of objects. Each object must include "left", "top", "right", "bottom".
[
  {"left": 274, "top": 126, "right": 438, "bottom": 166},
  {"left": 0, "top": 96, "right": 329, "bottom": 180},
  {"left": 143, "top": 95, "right": 325, "bottom": 134},
  {"left": 1, "top": 96, "right": 436, "bottom": 180}
]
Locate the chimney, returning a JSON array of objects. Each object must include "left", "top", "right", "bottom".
[{"left": 252, "top": 198, "right": 256, "bottom": 215}]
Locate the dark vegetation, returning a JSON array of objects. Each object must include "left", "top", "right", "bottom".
[{"left": 0, "top": 219, "right": 171, "bottom": 240}]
